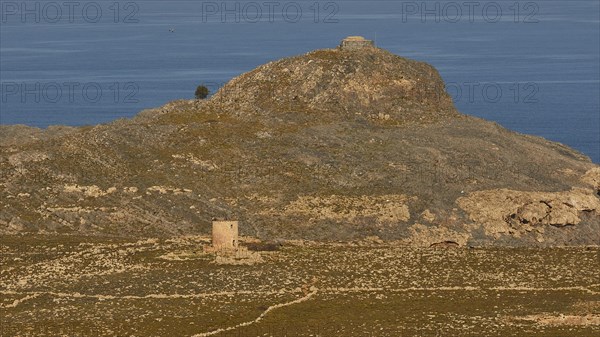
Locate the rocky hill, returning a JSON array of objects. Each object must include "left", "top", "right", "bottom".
[
  {"left": 208, "top": 46, "right": 457, "bottom": 123},
  {"left": 1, "top": 39, "right": 599, "bottom": 246}
]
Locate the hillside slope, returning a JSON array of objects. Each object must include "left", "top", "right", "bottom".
[{"left": 1, "top": 42, "right": 599, "bottom": 246}]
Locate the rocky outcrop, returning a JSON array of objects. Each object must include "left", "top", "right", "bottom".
[
  {"left": 581, "top": 167, "right": 600, "bottom": 191},
  {"left": 457, "top": 174, "right": 600, "bottom": 245},
  {"left": 407, "top": 224, "right": 470, "bottom": 247},
  {"left": 458, "top": 186, "right": 600, "bottom": 230},
  {"left": 208, "top": 46, "right": 457, "bottom": 124}
]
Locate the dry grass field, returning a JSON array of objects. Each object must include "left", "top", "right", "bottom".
[{"left": 1, "top": 235, "right": 599, "bottom": 336}]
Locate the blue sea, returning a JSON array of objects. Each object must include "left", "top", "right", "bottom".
[{"left": 1, "top": 0, "right": 599, "bottom": 162}]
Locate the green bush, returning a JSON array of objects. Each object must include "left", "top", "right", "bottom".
[{"left": 195, "top": 85, "right": 209, "bottom": 99}]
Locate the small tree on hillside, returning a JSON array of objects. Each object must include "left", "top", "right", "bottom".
[{"left": 195, "top": 85, "right": 209, "bottom": 99}]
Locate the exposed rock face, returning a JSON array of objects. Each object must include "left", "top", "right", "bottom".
[
  {"left": 581, "top": 167, "right": 600, "bottom": 191},
  {"left": 458, "top": 187, "right": 600, "bottom": 244},
  {"left": 408, "top": 224, "right": 470, "bottom": 248},
  {"left": 1, "top": 42, "right": 598, "bottom": 246}
]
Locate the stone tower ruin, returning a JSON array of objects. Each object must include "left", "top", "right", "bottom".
[
  {"left": 212, "top": 220, "right": 239, "bottom": 250},
  {"left": 339, "top": 36, "right": 375, "bottom": 51}
]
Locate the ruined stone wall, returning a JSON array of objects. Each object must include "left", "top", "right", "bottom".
[{"left": 340, "top": 37, "right": 374, "bottom": 51}]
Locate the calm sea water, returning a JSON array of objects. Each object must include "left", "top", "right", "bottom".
[{"left": 1, "top": 0, "right": 599, "bottom": 162}]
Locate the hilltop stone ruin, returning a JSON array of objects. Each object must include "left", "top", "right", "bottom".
[{"left": 339, "top": 36, "right": 375, "bottom": 51}]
